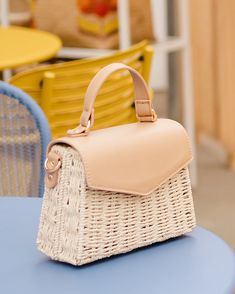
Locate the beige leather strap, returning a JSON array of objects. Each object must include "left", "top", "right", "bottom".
[{"left": 67, "top": 63, "right": 157, "bottom": 136}]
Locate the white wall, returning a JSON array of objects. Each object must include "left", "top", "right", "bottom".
[{"left": 150, "top": 0, "right": 168, "bottom": 91}]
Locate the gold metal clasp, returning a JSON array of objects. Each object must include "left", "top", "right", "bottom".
[
  {"left": 44, "top": 152, "right": 62, "bottom": 189},
  {"left": 44, "top": 158, "right": 61, "bottom": 173},
  {"left": 67, "top": 120, "right": 91, "bottom": 137}
]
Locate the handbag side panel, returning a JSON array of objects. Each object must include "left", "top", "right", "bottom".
[{"left": 38, "top": 144, "right": 196, "bottom": 266}]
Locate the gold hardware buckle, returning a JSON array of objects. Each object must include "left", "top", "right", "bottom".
[
  {"left": 44, "top": 158, "right": 61, "bottom": 173},
  {"left": 67, "top": 119, "right": 91, "bottom": 137}
]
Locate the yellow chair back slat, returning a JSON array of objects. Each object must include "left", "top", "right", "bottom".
[{"left": 10, "top": 41, "right": 153, "bottom": 138}]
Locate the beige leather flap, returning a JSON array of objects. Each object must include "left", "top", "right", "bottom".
[{"left": 48, "top": 119, "right": 192, "bottom": 195}]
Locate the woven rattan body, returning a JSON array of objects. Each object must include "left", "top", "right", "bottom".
[{"left": 37, "top": 145, "right": 196, "bottom": 265}]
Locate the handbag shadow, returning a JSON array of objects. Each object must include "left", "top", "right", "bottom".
[{"left": 36, "top": 233, "right": 196, "bottom": 269}]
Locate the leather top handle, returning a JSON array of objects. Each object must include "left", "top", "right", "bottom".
[{"left": 67, "top": 63, "right": 157, "bottom": 137}]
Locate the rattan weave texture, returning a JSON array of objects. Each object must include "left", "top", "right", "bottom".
[{"left": 37, "top": 145, "right": 196, "bottom": 265}]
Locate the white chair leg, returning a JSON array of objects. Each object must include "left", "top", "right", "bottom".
[
  {"left": 1, "top": 0, "right": 11, "bottom": 81},
  {"left": 117, "top": 0, "right": 131, "bottom": 50},
  {"left": 3, "top": 69, "right": 12, "bottom": 81},
  {"left": 0, "top": 0, "right": 10, "bottom": 26},
  {"left": 178, "top": 0, "right": 197, "bottom": 188}
]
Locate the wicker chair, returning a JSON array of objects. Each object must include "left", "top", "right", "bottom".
[
  {"left": 9, "top": 41, "right": 153, "bottom": 138},
  {"left": 0, "top": 82, "right": 51, "bottom": 197}
]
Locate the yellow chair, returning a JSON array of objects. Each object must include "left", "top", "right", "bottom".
[{"left": 10, "top": 41, "right": 153, "bottom": 138}]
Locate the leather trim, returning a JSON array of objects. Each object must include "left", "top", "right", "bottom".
[
  {"left": 67, "top": 63, "right": 157, "bottom": 136},
  {"left": 47, "top": 119, "right": 192, "bottom": 195},
  {"left": 80, "top": 63, "right": 155, "bottom": 127}
]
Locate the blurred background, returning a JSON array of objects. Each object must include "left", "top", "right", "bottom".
[{"left": 0, "top": 0, "right": 234, "bottom": 249}]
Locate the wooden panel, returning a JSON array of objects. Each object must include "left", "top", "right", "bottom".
[
  {"left": 214, "top": 0, "right": 235, "bottom": 167},
  {"left": 190, "top": 0, "right": 235, "bottom": 167},
  {"left": 189, "top": 0, "right": 217, "bottom": 138}
]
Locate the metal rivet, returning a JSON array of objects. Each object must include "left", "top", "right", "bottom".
[{"left": 48, "top": 174, "right": 53, "bottom": 180}]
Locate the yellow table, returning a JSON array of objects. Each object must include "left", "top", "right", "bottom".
[{"left": 0, "top": 26, "right": 62, "bottom": 70}]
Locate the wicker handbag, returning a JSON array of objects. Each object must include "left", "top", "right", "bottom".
[{"left": 37, "top": 63, "right": 196, "bottom": 266}]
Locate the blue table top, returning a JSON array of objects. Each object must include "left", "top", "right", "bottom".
[{"left": 0, "top": 197, "right": 234, "bottom": 294}]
